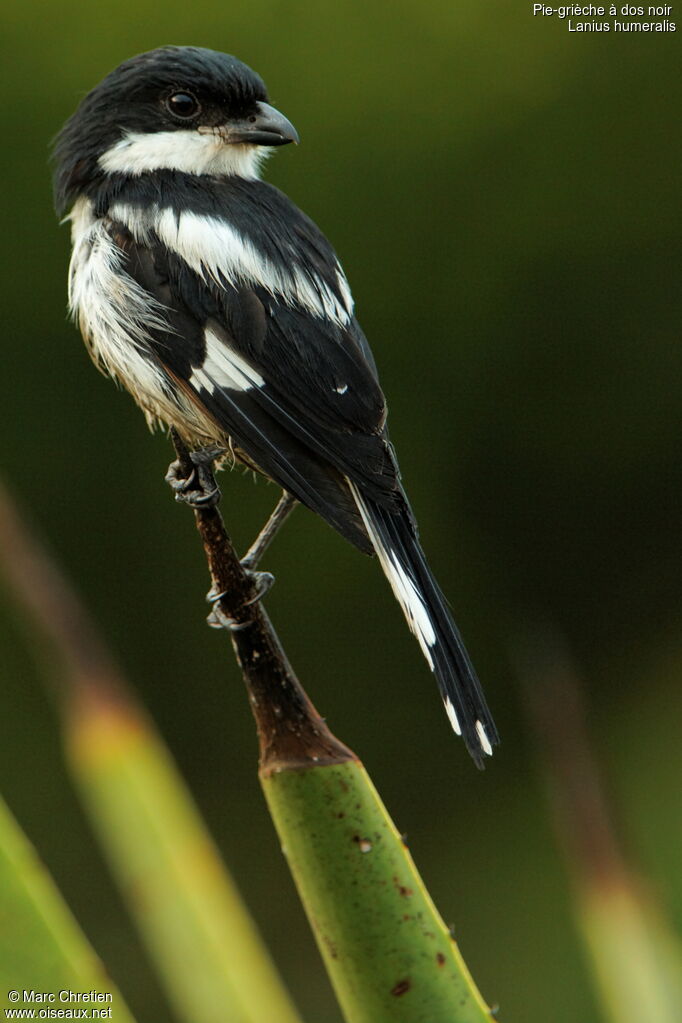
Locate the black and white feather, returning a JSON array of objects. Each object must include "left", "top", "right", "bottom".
[{"left": 54, "top": 45, "right": 499, "bottom": 766}]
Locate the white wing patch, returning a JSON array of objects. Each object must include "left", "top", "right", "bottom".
[
  {"left": 109, "top": 203, "right": 354, "bottom": 327},
  {"left": 348, "top": 481, "right": 436, "bottom": 669},
  {"left": 190, "top": 327, "right": 265, "bottom": 394},
  {"left": 336, "top": 269, "right": 353, "bottom": 318},
  {"left": 99, "top": 130, "right": 267, "bottom": 180}
]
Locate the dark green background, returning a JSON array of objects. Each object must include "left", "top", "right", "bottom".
[{"left": 1, "top": 2, "right": 680, "bottom": 1020}]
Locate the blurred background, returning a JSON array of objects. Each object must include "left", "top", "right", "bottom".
[{"left": 1, "top": 2, "right": 680, "bottom": 1020}]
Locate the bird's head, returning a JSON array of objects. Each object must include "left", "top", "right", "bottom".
[{"left": 53, "top": 46, "right": 298, "bottom": 214}]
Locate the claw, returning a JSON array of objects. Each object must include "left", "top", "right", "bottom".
[
  {"left": 206, "top": 604, "right": 252, "bottom": 632},
  {"left": 242, "top": 569, "right": 275, "bottom": 605},
  {"left": 165, "top": 459, "right": 195, "bottom": 493},
  {"left": 204, "top": 572, "right": 271, "bottom": 631},
  {"left": 165, "top": 447, "right": 225, "bottom": 508},
  {"left": 204, "top": 569, "right": 274, "bottom": 631}
]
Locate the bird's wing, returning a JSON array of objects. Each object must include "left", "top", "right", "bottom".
[{"left": 108, "top": 210, "right": 405, "bottom": 552}]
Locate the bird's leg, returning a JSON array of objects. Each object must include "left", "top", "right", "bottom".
[
  {"left": 165, "top": 430, "right": 226, "bottom": 508},
  {"left": 241, "top": 491, "right": 298, "bottom": 571},
  {"left": 166, "top": 434, "right": 297, "bottom": 630},
  {"left": 219, "top": 491, "right": 298, "bottom": 615}
]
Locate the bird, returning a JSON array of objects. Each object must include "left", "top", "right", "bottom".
[{"left": 53, "top": 45, "right": 498, "bottom": 766}]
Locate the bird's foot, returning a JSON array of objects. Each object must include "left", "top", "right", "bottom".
[
  {"left": 205, "top": 569, "right": 275, "bottom": 631},
  {"left": 165, "top": 446, "right": 226, "bottom": 508}
]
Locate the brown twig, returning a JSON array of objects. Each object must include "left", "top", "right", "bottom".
[{"left": 168, "top": 431, "right": 355, "bottom": 775}]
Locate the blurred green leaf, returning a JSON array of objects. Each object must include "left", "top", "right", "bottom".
[
  {"left": 0, "top": 479, "right": 301, "bottom": 1023},
  {"left": 0, "top": 794, "right": 137, "bottom": 1020},
  {"left": 66, "top": 696, "right": 303, "bottom": 1023},
  {"left": 578, "top": 881, "right": 682, "bottom": 1023}
]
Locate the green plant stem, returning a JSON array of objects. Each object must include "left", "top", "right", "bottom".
[{"left": 263, "top": 761, "right": 492, "bottom": 1023}]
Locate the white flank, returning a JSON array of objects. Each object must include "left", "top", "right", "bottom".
[
  {"left": 99, "top": 130, "right": 266, "bottom": 180},
  {"left": 190, "top": 326, "right": 265, "bottom": 394},
  {"left": 348, "top": 481, "right": 435, "bottom": 669},
  {"left": 68, "top": 198, "right": 170, "bottom": 394},
  {"left": 476, "top": 720, "right": 493, "bottom": 756},
  {"left": 109, "top": 203, "right": 354, "bottom": 327},
  {"left": 444, "top": 698, "right": 462, "bottom": 736},
  {"left": 67, "top": 198, "right": 209, "bottom": 437}
]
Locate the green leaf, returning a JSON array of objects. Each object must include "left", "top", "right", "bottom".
[{"left": 0, "top": 794, "right": 137, "bottom": 1020}]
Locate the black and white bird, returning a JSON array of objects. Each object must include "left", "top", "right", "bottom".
[{"left": 53, "top": 46, "right": 498, "bottom": 765}]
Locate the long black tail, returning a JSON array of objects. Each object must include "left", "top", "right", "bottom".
[{"left": 349, "top": 482, "right": 499, "bottom": 767}]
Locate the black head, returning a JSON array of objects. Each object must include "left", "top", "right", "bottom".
[{"left": 53, "top": 46, "right": 298, "bottom": 214}]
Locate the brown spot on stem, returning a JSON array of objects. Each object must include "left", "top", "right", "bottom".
[
  {"left": 391, "top": 979, "right": 411, "bottom": 997},
  {"left": 436, "top": 952, "right": 446, "bottom": 966},
  {"left": 393, "top": 877, "right": 413, "bottom": 897}
]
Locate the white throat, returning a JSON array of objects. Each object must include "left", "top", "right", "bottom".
[{"left": 98, "top": 129, "right": 267, "bottom": 180}]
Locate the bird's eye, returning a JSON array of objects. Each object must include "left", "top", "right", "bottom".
[{"left": 165, "top": 92, "right": 200, "bottom": 119}]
